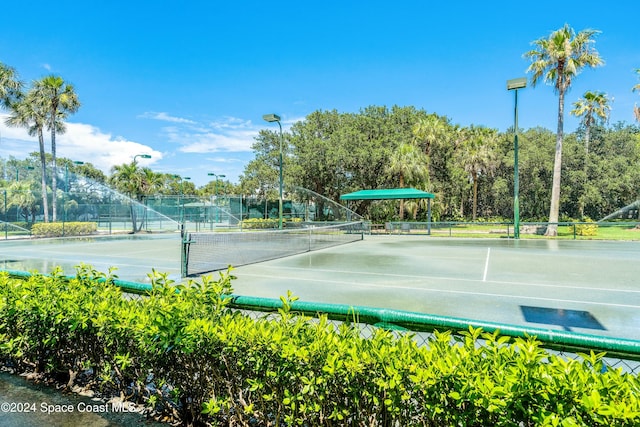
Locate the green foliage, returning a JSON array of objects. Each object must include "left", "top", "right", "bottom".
[
  {"left": 31, "top": 221, "right": 97, "bottom": 237},
  {"left": 240, "top": 104, "right": 640, "bottom": 223},
  {"left": 0, "top": 268, "right": 639, "bottom": 426},
  {"left": 576, "top": 218, "right": 599, "bottom": 236},
  {"left": 240, "top": 217, "right": 302, "bottom": 229}
]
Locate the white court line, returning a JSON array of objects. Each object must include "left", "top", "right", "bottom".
[
  {"left": 236, "top": 271, "right": 640, "bottom": 309},
  {"left": 482, "top": 247, "right": 490, "bottom": 281},
  {"left": 249, "top": 264, "right": 640, "bottom": 294}
]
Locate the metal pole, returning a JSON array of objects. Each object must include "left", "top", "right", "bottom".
[
  {"left": 507, "top": 77, "right": 526, "bottom": 239},
  {"left": 179, "top": 180, "right": 183, "bottom": 224},
  {"left": 263, "top": 114, "right": 284, "bottom": 229},
  {"left": 64, "top": 164, "right": 69, "bottom": 229},
  {"left": 514, "top": 89, "right": 520, "bottom": 239},
  {"left": 214, "top": 178, "right": 221, "bottom": 224},
  {"left": 4, "top": 190, "right": 7, "bottom": 240},
  {"left": 277, "top": 121, "right": 283, "bottom": 229}
]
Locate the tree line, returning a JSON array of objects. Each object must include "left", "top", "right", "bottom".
[{"left": 240, "top": 106, "right": 640, "bottom": 223}]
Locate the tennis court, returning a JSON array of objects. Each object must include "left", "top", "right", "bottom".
[
  {"left": 0, "top": 233, "right": 182, "bottom": 283},
  {"left": 1, "top": 233, "right": 638, "bottom": 340},
  {"left": 228, "top": 236, "right": 640, "bottom": 340}
]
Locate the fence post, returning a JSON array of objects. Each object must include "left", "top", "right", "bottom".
[{"left": 4, "top": 189, "right": 7, "bottom": 240}]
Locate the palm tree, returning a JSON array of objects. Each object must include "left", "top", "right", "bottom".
[
  {"left": 0, "top": 62, "right": 22, "bottom": 108},
  {"left": 570, "top": 91, "right": 611, "bottom": 155},
  {"left": 525, "top": 24, "right": 604, "bottom": 236},
  {"left": 110, "top": 162, "right": 145, "bottom": 233},
  {"left": 6, "top": 180, "right": 37, "bottom": 222},
  {"left": 32, "top": 75, "right": 81, "bottom": 222},
  {"left": 110, "top": 163, "right": 164, "bottom": 233},
  {"left": 570, "top": 91, "right": 611, "bottom": 218},
  {"left": 5, "top": 89, "right": 50, "bottom": 222},
  {"left": 140, "top": 168, "right": 164, "bottom": 196},
  {"left": 633, "top": 69, "right": 640, "bottom": 122},
  {"left": 457, "top": 127, "right": 499, "bottom": 220},
  {"left": 387, "top": 142, "right": 429, "bottom": 219},
  {"left": 412, "top": 114, "right": 446, "bottom": 156}
]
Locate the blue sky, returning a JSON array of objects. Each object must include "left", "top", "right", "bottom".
[{"left": 1, "top": 1, "right": 638, "bottom": 186}]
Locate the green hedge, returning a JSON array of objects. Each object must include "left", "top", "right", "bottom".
[
  {"left": 0, "top": 267, "right": 638, "bottom": 426},
  {"left": 241, "top": 217, "right": 302, "bottom": 229},
  {"left": 31, "top": 222, "right": 97, "bottom": 237}
]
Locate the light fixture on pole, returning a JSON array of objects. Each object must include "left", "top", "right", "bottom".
[
  {"left": 207, "top": 173, "right": 226, "bottom": 196},
  {"left": 133, "top": 154, "right": 151, "bottom": 164},
  {"left": 262, "top": 113, "right": 283, "bottom": 229},
  {"left": 507, "top": 77, "right": 527, "bottom": 239}
]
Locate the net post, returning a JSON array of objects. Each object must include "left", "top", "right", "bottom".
[{"left": 181, "top": 231, "right": 189, "bottom": 277}]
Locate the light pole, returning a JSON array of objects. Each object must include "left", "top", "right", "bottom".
[
  {"left": 133, "top": 154, "right": 151, "bottom": 164},
  {"left": 507, "top": 77, "right": 527, "bottom": 239},
  {"left": 171, "top": 175, "right": 182, "bottom": 223},
  {"left": 263, "top": 113, "right": 284, "bottom": 229},
  {"left": 208, "top": 172, "right": 226, "bottom": 223},
  {"left": 182, "top": 177, "right": 191, "bottom": 224}
]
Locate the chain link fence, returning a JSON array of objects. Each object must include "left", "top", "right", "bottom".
[{"left": 232, "top": 306, "right": 640, "bottom": 375}]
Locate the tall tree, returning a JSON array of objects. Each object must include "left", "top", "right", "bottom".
[
  {"left": 5, "top": 89, "right": 50, "bottom": 222},
  {"left": 412, "top": 114, "right": 446, "bottom": 156},
  {"left": 525, "top": 24, "right": 604, "bottom": 236},
  {"left": 570, "top": 91, "right": 611, "bottom": 155},
  {"left": 633, "top": 69, "right": 640, "bottom": 122},
  {"left": 570, "top": 91, "right": 611, "bottom": 217},
  {"left": 33, "top": 75, "right": 80, "bottom": 222},
  {"left": 386, "top": 141, "right": 429, "bottom": 219},
  {"left": 457, "top": 127, "right": 499, "bottom": 220},
  {"left": 0, "top": 62, "right": 22, "bottom": 108}
]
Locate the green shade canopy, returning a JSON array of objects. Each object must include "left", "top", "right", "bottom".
[{"left": 340, "top": 188, "right": 435, "bottom": 200}]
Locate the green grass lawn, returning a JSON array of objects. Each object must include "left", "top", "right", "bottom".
[{"left": 401, "top": 222, "right": 640, "bottom": 241}]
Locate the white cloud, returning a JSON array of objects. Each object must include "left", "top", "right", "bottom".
[
  {"left": 153, "top": 115, "right": 261, "bottom": 153},
  {"left": 178, "top": 128, "right": 258, "bottom": 153},
  {"left": 141, "top": 113, "right": 288, "bottom": 154},
  {"left": 0, "top": 114, "right": 161, "bottom": 173},
  {"left": 204, "top": 156, "right": 244, "bottom": 163},
  {"left": 0, "top": 111, "right": 288, "bottom": 185},
  {"left": 209, "top": 116, "right": 253, "bottom": 130},
  {"left": 139, "top": 111, "right": 196, "bottom": 124}
]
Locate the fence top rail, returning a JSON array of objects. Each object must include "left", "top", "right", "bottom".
[{"left": 387, "top": 221, "right": 640, "bottom": 227}]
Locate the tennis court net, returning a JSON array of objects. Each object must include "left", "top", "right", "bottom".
[{"left": 182, "top": 221, "right": 366, "bottom": 276}]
